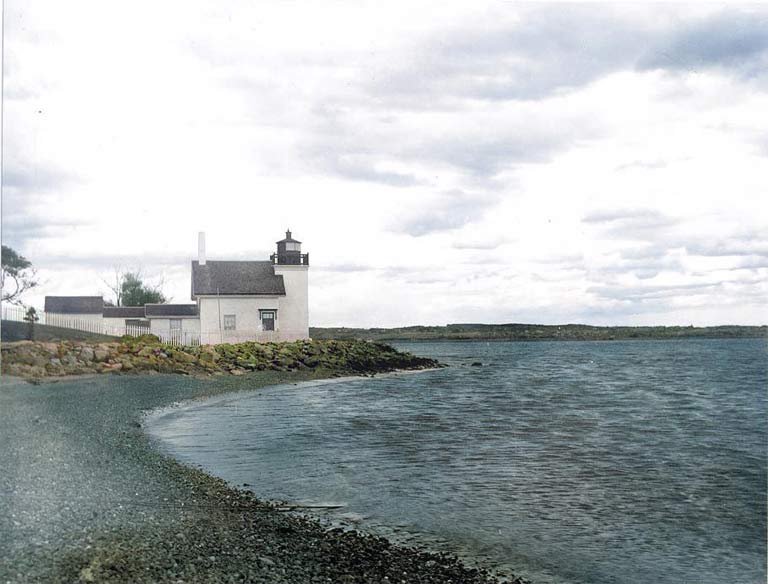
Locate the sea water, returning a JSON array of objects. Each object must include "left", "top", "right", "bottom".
[{"left": 146, "top": 339, "right": 767, "bottom": 584}]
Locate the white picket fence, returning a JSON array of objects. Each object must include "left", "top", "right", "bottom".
[
  {"left": 2, "top": 305, "right": 197, "bottom": 346},
  {"left": 1, "top": 305, "right": 280, "bottom": 346}
]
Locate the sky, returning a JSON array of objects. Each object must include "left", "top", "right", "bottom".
[{"left": 2, "top": 1, "right": 767, "bottom": 327}]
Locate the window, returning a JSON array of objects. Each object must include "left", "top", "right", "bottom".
[
  {"left": 170, "top": 319, "right": 182, "bottom": 331},
  {"left": 260, "top": 310, "right": 275, "bottom": 331},
  {"left": 286, "top": 242, "right": 300, "bottom": 251},
  {"left": 223, "top": 314, "right": 236, "bottom": 331}
]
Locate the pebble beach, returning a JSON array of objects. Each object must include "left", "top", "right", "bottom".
[{"left": 0, "top": 367, "right": 515, "bottom": 584}]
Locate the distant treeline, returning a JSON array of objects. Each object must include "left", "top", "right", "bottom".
[{"left": 310, "top": 323, "right": 768, "bottom": 342}]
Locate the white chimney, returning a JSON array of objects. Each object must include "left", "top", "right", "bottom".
[{"left": 198, "top": 232, "right": 206, "bottom": 265}]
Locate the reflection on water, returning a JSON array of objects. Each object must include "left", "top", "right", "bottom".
[{"left": 147, "top": 339, "right": 767, "bottom": 584}]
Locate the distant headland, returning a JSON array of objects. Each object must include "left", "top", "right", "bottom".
[{"left": 310, "top": 324, "right": 767, "bottom": 342}]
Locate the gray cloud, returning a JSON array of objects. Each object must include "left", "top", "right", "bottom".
[
  {"left": 297, "top": 8, "right": 768, "bottom": 188},
  {"left": 582, "top": 208, "right": 673, "bottom": 225},
  {"left": 684, "top": 234, "right": 768, "bottom": 258},
  {"left": 587, "top": 269, "right": 768, "bottom": 313},
  {"left": 614, "top": 160, "right": 669, "bottom": 172},
  {"left": 366, "top": 7, "right": 768, "bottom": 108},
  {"left": 451, "top": 238, "right": 510, "bottom": 251},
  {"left": 2, "top": 162, "right": 77, "bottom": 194},
  {"left": 302, "top": 99, "right": 595, "bottom": 187},
  {"left": 1, "top": 215, "right": 89, "bottom": 252},
  {"left": 31, "top": 251, "right": 194, "bottom": 270},
  {"left": 2, "top": 146, "right": 84, "bottom": 248},
  {"left": 314, "top": 263, "right": 376, "bottom": 273},
  {"left": 619, "top": 244, "right": 678, "bottom": 261},
  {"left": 588, "top": 280, "right": 722, "bottom": 302},
  {"left": 392, "top": 190, "right": 499, "bottom": 237},
  {"left": 736, "top": 256, "right": 768, "bottom": 270},
  {"left": 582, "top": 208, "right": 680, "bottom": 242},
  {"left": 590, "top": 260, "right": 684, "bottom": 282},
  {"left": 315, "top": 154, "right": 420, "bottom": 187},
  {"left": 638, "top": 11, "right": 768, "bottom": 79},
  {"left": 369, "top": 6, "right": 651, "bottom": 103}
]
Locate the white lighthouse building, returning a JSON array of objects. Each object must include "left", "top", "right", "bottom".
[{"left": 192, "top": 230, "right": 310, "bottom": 344}]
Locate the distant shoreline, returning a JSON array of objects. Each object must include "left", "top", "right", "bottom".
[{"left": 311, "top": 324, "right": 767, "bottom": 342}]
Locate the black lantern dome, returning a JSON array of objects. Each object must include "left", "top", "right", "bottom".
[{"left": 272, "top": 229, "right": 309, "bottom": 265}]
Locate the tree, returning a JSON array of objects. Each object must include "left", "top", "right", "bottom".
[
  {"left": 23, "top": 307, "right": 39, "bottom": 323},
  {"left": 103, "top": 267, "right": 126, "bottom": 307},
  {"left": 23, "top": 306, "right": 39, "bottom": 341},
  {"left": 1, "top": 245, "right": 38, "bottom": 305},
  {"left": 121, "top": 271, "right": 166, "bottom": 306},
  {"left": 103, "top": 268, "right": 166, "bottom": 306}
]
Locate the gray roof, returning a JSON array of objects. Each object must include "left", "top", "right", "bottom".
[
  {"left": 191, "top": 261, "right": 285, "bottom": 297},
  {"left": 45, "top": 296, "right": 104, "bottom": 314},
  {"left": 103, "top": 306, "right": 146, "bottom": 318},
  {"left": 145, "top": 304, "right": 198, "bottom": 317}
]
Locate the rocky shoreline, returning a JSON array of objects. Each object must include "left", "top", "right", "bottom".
[
  {"left": 0, "top": 336, "right": 441, "bottom": 380},
  {"left": 0, "top": 340, "right": 530, "bottom": 583}
]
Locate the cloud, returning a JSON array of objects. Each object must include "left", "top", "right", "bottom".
[
  {"left": 614, "top": 159, "right": 669, "bottom": 172},
  {"left": 451, "top": 236, "right": 510, "bottom": 250},
  {"left": 582, "top": 208, "right": 674, "bottom": 225},
  {"left": 367, "top": 5, "right": 652, "bottom": 103},
  {"left": 684, "top": 232, "right": 768, "bottom": 258},
  {"left": 736, "top": 257, "right": 768, "bottom": 270},
  {"left": 365, "top": 6, "right": 768, "bottom": 107},
  {"left": 1, "top": 160, "right": 85, "bottom": 248},
  {"left": 301, "top": 97, "right": 598, "bottom": 188},
  {"left": 392, "top": 190, "right": 499, "bottom": 237},
  {"left": 3, "top": 1, "right": 767, "bottom": 326},
  {"left": 310, "top": 152, "right": 421, "bottom": 188},
  {"left": 314, "top": 263, "right": 377, "bottom": 273},
  {"left": 638, "top": 11, "right": 768, "bottom": 79},
  {"left": 29, "top": 251, "right": 194, "bottom": 270},
  {"left": 582, "top": 208, "right": 680, "bottom": 243},
  {"left": 2, "top": 164, "right": 77, "bottom": 193},
  {"left": 0, "top": 216, "right": 90, "bottom": 251},
  {"left": 588, "top": 280, "right": 721, "bottom": 302}
]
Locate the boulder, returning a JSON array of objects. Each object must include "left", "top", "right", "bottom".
[
  {"left": 93, "top": 348, "right": 109, "bottom": 363},
  {"left": 14, "top": 349, "right": 37, "bottom": 365},
  {"left": 40, "top": 343, "right": 59, "bottom": 354},
  {"left": 173, "top": 351, "right": 196, "bottom": 364},
  {"left": 62, "top": 355, "right": 79, "bottom": 367},
  {"left": 6, "top": 364, "right": 26, "bottom": 377},
  {"left": 28, "top": 366, "right": 46, "bottom": 378},
  {"left": 79, "top": 347, "right": 95, "bottom": 362}
]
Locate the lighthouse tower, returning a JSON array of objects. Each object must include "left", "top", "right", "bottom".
[{"left": 271, "top": 230, "right": 309, "bottom": 340}]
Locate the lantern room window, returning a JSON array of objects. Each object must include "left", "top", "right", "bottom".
[{"left": 286, "top": 242, "right": 300, "bottom": 251}]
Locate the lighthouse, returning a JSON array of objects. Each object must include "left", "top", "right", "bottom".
[{"left": 271, "top": 229, "right": 310, "bottom": 340}]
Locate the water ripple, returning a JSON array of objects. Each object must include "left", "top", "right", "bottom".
[{"left": 148, "top": 339, "right": 767, "bottom": 584}]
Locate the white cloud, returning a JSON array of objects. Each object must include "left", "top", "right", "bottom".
[{"left": 3, "top": 1, "right": 767, "bottom": 326}]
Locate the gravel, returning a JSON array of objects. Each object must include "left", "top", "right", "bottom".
[{"left": 0, "top": 371, "right": 515, "bottom": 583}]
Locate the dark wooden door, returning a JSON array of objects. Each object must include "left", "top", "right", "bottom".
[{"left": 262, "top": 312, "right": 275, "bottom": 331}]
